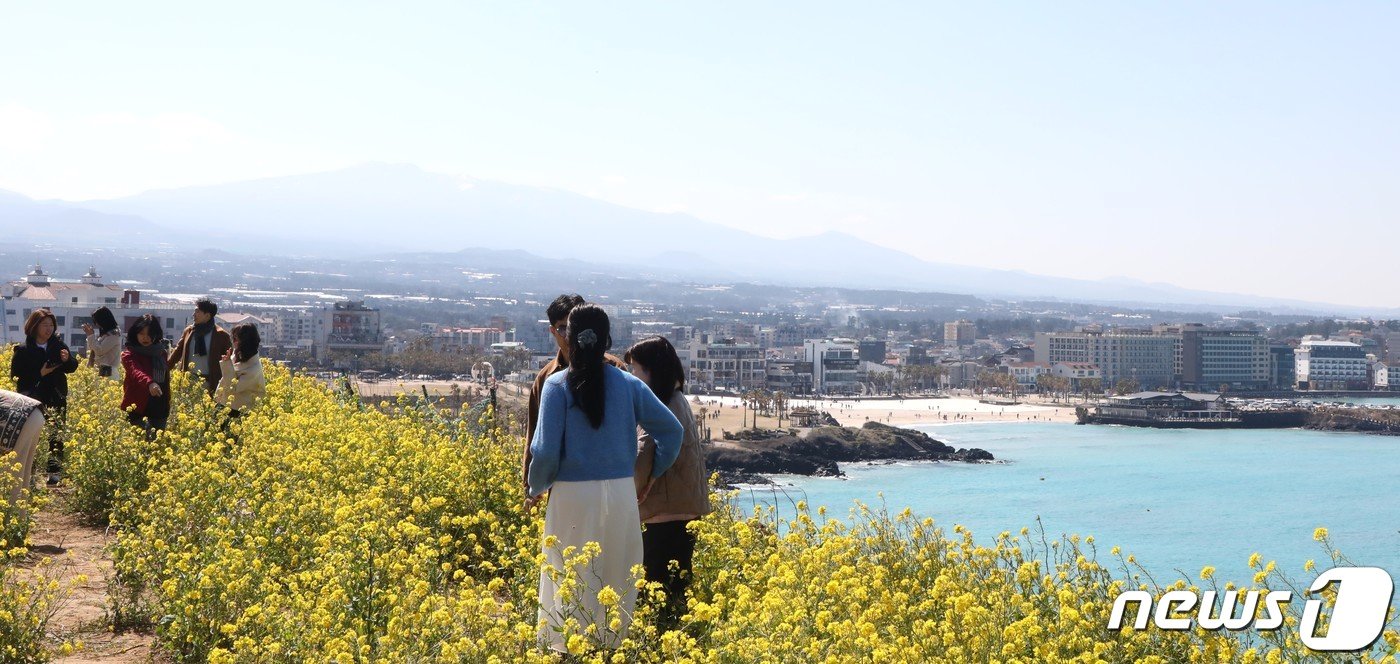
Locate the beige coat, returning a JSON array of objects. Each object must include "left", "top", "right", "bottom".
[
  {"left": 635, "top": 392, "right": 712, "bottom": 522},
  {"left": 86, "top": 331, "right": 122, "bottom": 379},
  {"left": 216, "top": 355, "right": 266, "bottom": 412}
]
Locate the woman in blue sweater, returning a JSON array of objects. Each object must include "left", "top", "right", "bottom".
[{"left": 527, "top": 304, "right": 683, "bottom": 651}]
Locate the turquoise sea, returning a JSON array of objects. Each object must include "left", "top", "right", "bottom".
[{"left": 743, "top": 420, "right": 1400, "bottom": 587}]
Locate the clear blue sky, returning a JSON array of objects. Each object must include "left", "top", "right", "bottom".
[{"left": 2, "top": 2, "right": 1397, "bottom": 307}]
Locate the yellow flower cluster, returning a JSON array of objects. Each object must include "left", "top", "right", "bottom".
[{"left": 3, "top": 345, "right": 1396, "bottom": 662}]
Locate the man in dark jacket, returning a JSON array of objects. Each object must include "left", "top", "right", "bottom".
[
  {"left": 522, "top": 294, "right": 628, "bottom": 490},
  {"left": 168, "top": 298, "right": 232, "bottom": 396}
]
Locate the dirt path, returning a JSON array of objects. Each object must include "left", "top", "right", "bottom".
[{"left": 21, "top": 489, "right": 156, "bottom": 663}]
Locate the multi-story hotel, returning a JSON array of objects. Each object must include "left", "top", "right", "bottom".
[
  {"left": 1036, "top": 328, "right": 1176, "bottom": 389},
  {"left": 1294, "top": 338, "right": 1368, "bottom": 390},
  {"left": 1038, "top": 325, "right": 1271, "bottom": 392},
  {"left": 1178, "top": 327, "right": 1269, "bottom": 391},
  {"left": 681, "top": 338, "right": 766, "bottom": 392}
]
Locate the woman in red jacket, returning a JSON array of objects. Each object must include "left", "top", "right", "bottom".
[{"left": 121, "top": 314, "right": 171, "bottom": 435}]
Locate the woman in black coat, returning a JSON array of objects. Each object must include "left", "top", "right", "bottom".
[{"left": 9, "top": 309, "right": 79, "bottom": 485}]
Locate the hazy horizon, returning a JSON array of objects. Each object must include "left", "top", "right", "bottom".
[{"left": 2, "top": 2, "right": 1397, "bottom": 307}]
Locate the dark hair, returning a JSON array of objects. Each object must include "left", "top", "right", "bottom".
[
  {"left": 231, "top": 322, "right": 261, "bottom": 363},
  {"left": 566, "top": 304, "right": 611, "bottom": 429},
  {"left": 126, "top": 314, "right": 165, "bottom": 347},
  {"left": 546, "top": 294, "right": 585, "bottom": 326},
  {"left": 23, "top": 308, "right": 57, "bottom": 342},
  {"left": 92, "top": 306, "right": 119, "bottom": 336},
  {"left": 624, "top": 336, "right": 685, "bottom": 404},
  {"left": 195, "top": 298, "right": 218, "bottom": 316}
]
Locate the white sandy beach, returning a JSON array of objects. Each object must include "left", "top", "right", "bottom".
[{"left": 690, "top": 394, "right": 1077, "bottom": 432}]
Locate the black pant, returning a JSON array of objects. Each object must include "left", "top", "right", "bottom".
[
  {"left": 642, "top": 519, "right": 696, "bottom": 627},
  {"left": 127, "top": 393, "right": 170, "bottom": 438},
  {"left": 44, "top": 405, "right": 66, "bottom": 474}
]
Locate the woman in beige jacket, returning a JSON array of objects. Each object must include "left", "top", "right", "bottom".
[
  {"left": 628, "top": 336, "right": 711, "bottom": 626},
  {"left": 83, "top": 306, "right": 122, "bottom": 380},
  {"left": 215, "top": 323, "right": 266, "bottom": 416}
]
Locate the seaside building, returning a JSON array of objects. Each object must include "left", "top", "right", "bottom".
[
  {"left": 1268, "top": 344, "right": 1296, "bottom": 391},
  {"left": 1003, "top": 361, "right": 1051, "bottom": 391},
  {"left": 940, "top": 359, "right": 986, "bottom": 389},
  {"left": 685, "top": 339, "right": 765, "bottom": 392},
  {"left": 805, "top": 339, "right": 860, "bottom": 394},
  {"left": 1375, "top": 363, "right": 1400, "bottom": 391},
  {"left": 1052, "top": 362, "right": 1103, "bottom": 392},
  {"left": 944, "top": 320, "right": 976, "bottom": 347},
  {"left": 764, "top": 358, "right": 814, "bottom": 395},
  {"left": 1, "top": 265, "right": 193, "bottom": 349},
  {"left": 1036, "top": 328, "right": 1175, "bottom": 389},
  {"left": 1294, "top": 338, "right": 1368, "bottom": 391},
  {"left": 1178, "top": 327, "right": 1269, "bottom": 392},
  {"left": 858, "top": 339, "right": 888, "bottom": 364}
]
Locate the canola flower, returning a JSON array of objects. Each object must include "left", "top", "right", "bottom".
[{"left": 1, "top": 345, "right": 1396, "bottom": 662}]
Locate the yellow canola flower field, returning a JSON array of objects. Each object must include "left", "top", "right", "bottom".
[{"left": 2, "top": 346, "right": 1397, "bottom": 663}]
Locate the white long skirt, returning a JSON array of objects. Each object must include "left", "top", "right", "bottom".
[{"left": 537, "top": 477, "right": 643, "bottom": 652}]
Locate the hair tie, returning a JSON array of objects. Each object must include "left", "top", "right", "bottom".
[{"left": 576, "top": 329, "right": 598, "bottom": 349}]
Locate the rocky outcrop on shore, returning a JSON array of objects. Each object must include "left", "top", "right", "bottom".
[
  {"left": 1304, "top": 408, "right": 1400, "bottom": 435},
  {"left": 707, "top": 421, "right": 993, "bottom": 485}
]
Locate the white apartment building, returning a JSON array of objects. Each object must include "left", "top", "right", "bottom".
[
  {"left": 1051, "top": 362, "right": 1102, "bottom": 391},
  {"left": 805, "top": 339, "right": 860, "bottom": 394},
  {"left": 1295, "top": 338, "right": 1368, "bottom": 390},
  {"left": 684, "top": 339, "right": 765, "bottom": 392},
  {"left": 2, "top": 265, "right": 194, "bottom": 350},
  {"left": 1003, "top": 361, "right": 1051, "bottom": 390}
]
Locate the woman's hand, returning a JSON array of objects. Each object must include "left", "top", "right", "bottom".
[
  {"left": 40, "top": 363, "right": 56, "bottom": 377},
  {"left": 524, "top": 494, "right": 542, "bottom": 511},
  {"left": 149, "top": 383, "right": 164, "bottom": 397},
  {"left": 637, "top": 477, "right": 658, "bottom": 504},
  {"left": 82, "top": 323, "right": 94, "bottom": 336},
  {"left": 59, "top": 349, "right": 70, "bottom": 363},
  {"left": 222, "top": 347, "right": 234, "bottom": 362}
]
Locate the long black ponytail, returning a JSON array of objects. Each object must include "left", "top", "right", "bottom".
[{"left": 566, "top": 304, "right": 611, "bottom": 429}]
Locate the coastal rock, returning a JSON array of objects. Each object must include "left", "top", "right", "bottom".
[{"left": 706, "top": 420, "right": 994, "bottom": 480}]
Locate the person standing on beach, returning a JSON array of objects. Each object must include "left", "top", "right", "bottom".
[
  {"left": 526, "top": 305, "right": 683, "bottom": 651},
  {"left": 523, "top": 294, "right": 627, "bottom": 491},
  {"left": 168, "top": 298, "right": 232, "bottom": 396}
]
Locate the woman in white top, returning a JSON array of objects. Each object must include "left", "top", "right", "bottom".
[
  {"left": 83, "top": 306, "right": 122, "bottom": 380},
  {"left": 216, "top": 322, "right": 266, "bottom": 416}
]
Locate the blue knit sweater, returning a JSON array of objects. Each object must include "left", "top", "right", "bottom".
[{"left": 527, "top": 364, "right": 683, "bottom": 498}]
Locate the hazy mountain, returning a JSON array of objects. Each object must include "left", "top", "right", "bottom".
[{"left": 0, "top": 164, "right": 1389, "bottom": 316}]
